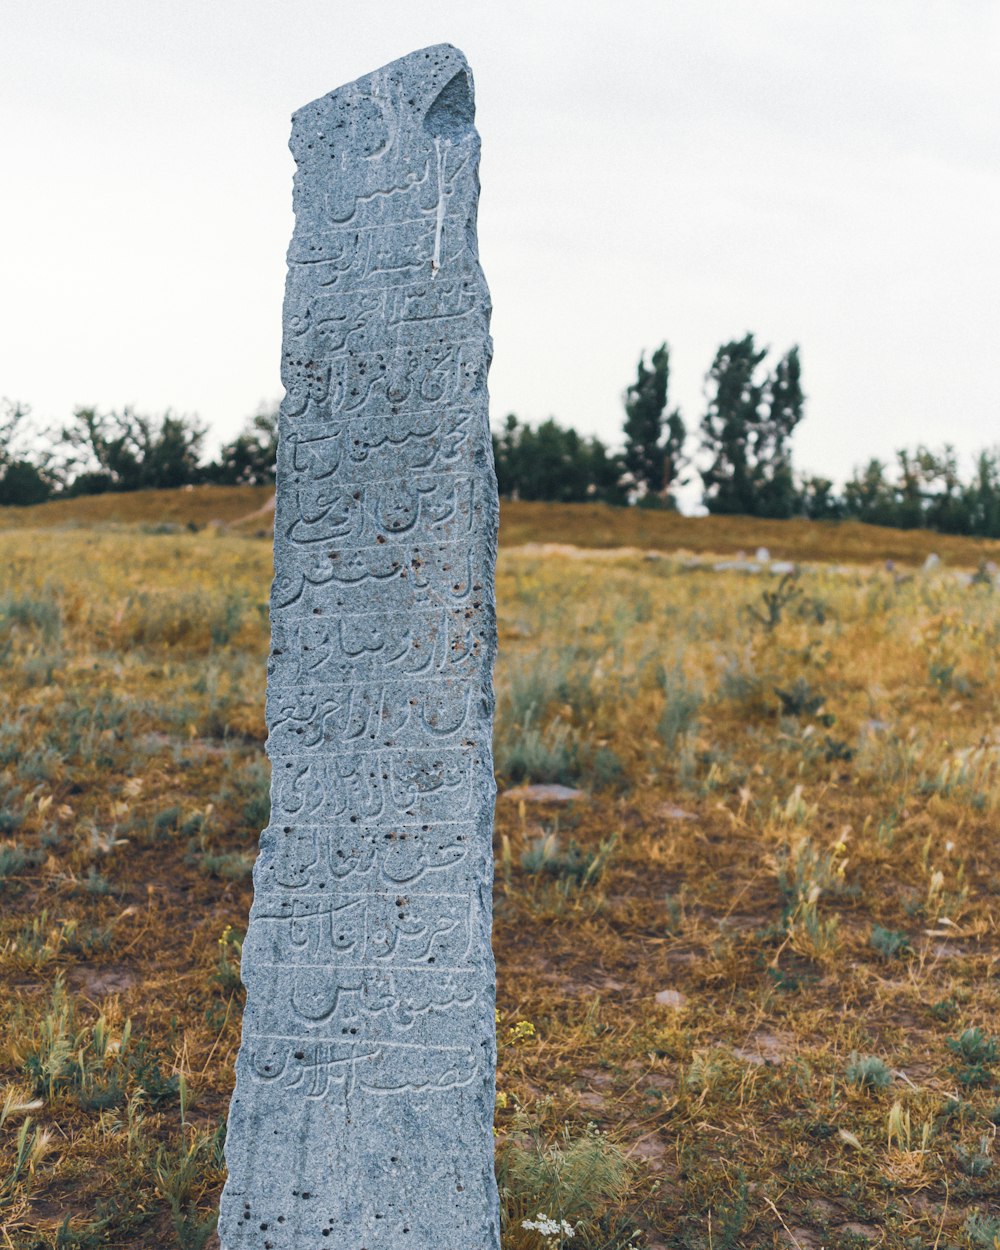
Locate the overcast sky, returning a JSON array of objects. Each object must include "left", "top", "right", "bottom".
[{"left": 2, "top": 0, "right": 998, "bottom": 491}]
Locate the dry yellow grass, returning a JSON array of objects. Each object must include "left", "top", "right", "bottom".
[
  {"left": 1, "top": 500, "right": 999, "bottom": 1248},
  {"left": 0, "top": 484, "right": 275, "bottom": 532},
  {"left": 6, "top": 485, "right": 1000, "bottom": 567},
  {"left": 498, "top": 501, "right": 1000, "bottom": 568}
]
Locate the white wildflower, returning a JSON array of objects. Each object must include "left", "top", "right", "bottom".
[{"left": 522, "top": 1213, "right": 576, "bottom": 1242}]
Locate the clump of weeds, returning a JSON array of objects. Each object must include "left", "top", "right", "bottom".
[
  {"left": 520, "top": 831, "right": 619, "bottom": 890},
  {"left": 947, "top": 1028, "right": 999, "bottom": 1089},
  {"left": 497, "top": 1119, "right": 639, "bottom": 1250},
  {"left": 845, "top": 1054, "right": 893, "bottom": 1091},
  {"left": 869, "top": 924, "right": 911, "bottom": 961}
]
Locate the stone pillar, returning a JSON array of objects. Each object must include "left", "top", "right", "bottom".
[{"left": 220, "top": 44, "right": 499, "bottom": 1250}]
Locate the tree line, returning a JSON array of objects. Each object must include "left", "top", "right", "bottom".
[
  {"left": 4, "top": 334, "right": 1000, "bottom": 537},
  {"left": 495, "top": 333, "right": 1000, "bottom": 537},
  {"left": 0, "top": 400, "right": 278, "bottom": 505}
]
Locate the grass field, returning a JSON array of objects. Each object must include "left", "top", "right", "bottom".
[{"left": 1, "top": 490, "right": 999, "bottom": 1248}]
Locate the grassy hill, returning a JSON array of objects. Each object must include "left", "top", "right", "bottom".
[
  {"left": 3, "top": 484, "right": 1000, "bottom": 566},
  {"left": 0, "top": 484, "right": 275, "bottom": 531}
]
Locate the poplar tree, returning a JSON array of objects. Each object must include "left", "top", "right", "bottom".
[
  {"left": 622, "top": 343, "right": 686, "bottom": 505},
  {"left": 699, "top": 335, "right": 804, "bottom": 517}
]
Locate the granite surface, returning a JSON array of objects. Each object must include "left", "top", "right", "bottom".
[{"left": 219, "top": 44, "right": 499, "bottom": 1250}]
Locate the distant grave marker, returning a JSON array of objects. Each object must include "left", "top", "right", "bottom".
[{"left": 220, "top": 44, "right": 499, "bottom": 1250}]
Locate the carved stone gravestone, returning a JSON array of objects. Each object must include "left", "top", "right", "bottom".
[{"left": 219, "top": 44, "right": 499, "bottom": 1250}]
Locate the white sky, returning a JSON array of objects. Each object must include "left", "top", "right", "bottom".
[{"left": 2, "top": 0, "right": 998, "bottom": 489}]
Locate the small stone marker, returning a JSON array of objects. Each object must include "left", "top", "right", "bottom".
[
  {"left": 220, "top": 45, "right": 499, "bottom": 1250},
  {"left": 653, "top": 988, "right": 688, "bottom": 1010},
  {"left": 501, "top": 782, "right": 586, "bottom": 803},
  {"left": 656, "top": 801, "right": 695, "bottom": 821}
]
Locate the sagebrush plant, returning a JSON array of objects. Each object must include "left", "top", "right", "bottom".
[
  {"left": 2, "top": 497, "right": 1000, "bottom": 1245},
  {"left": 964, "top": 1210, "right": 1000, "bottom": 1248},
  {"left": 655, "top": 661, "right": 702, "bottom": 750},
  {"left": 520, "top": 831, "right": 618, "bottom": 890},
  {"left": 947, "top": 1028, "right": 999, "bottom": 1089},
  {"left": 870, "top": 923, "right": 911, "bottom": 961},
  {"left": 845, "top": 1054, "right": 893, "bottom": 1091}
]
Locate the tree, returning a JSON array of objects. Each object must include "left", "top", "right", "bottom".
[
  {"left": 208, "top": 404, "right": 279, "bottom": 486},
  {"left": 62, "top": 406, "right": 206, "bottom": 494},
  {"left": 699, "top": 335, "right": 804, "bottom": 517},
  {"left": 585, "top": 434, "right": 629, "bottom": 505},
  {"left": 699, "top": 335, "right": 768, "bottom": 515},
  {"left": 0, "top": 460, "right": 51, "bottom": 506},
  {"left": 492, "top": 415, "right": 625, "bottom": 504},
  {"left": 837, "top": 444, "right": 993, "bottom": 536},
  {"left": 796, "top": 473, "right": 843, "bottom": 521},
  {"left": 758, "top": 346, "right": 804, "bottom": 517},
  {"left": 961, "top": 449, "right": 1000, "bottom": 539},
  {"left": 918, "top": 446, "right": 965, "bottom": 535},
  {"left": 892, "top": 448, "right": 926, "bottom": 530},
  {"left": 622, "top": 344, "right": 686, "bottom": 505},
  {"left": 492, "top": 414, "right": 521, "bottom": 499},
  {"left": 843, "top": 458, "right": 896, "bottom": 526},
  {"left": 0, "top": 399, "right": 56, "bottom": 505}
]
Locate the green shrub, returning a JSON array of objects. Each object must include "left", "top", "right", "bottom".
[
  {"left": 0, "top": 842, "right": 43, "bottom": 882},
  {"left": 496, "top": 719, "right": 579, "bottom": 786},
  {"left": 869, "top": 924, "right": 910, "bottom": 961},
  {"left": 845, "top": 1054, "right": 892, "bottom": 1090},
  {"left": 656, "top": 663, "right": 702, "bottom": 750},
  {"left": 947, "top": 1028, "right": 999, "bottom": 1088},
  {"left": 0, "top": 591, "right": 62, "bottom": 643},
  {"left": 520, "top": 833, "right": 618, "bottom": 889}
]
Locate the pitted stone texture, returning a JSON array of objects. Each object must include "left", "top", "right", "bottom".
[{"left": 220, "top": 45, "right": 499, "bottom": 1250}]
